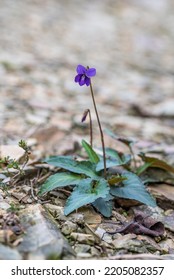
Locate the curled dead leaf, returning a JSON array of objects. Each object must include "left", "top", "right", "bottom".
[{"left": 106, "top": 213, "right": 165, "bottom": 237}]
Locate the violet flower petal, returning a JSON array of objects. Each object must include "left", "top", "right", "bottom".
[
  {"left": 79, "top": 75, "right": 86, "bottom": 86},
  {"left": 85, "top": 77, "right": 91, "bottom": 86},
  {"left": 74, "top": 74, "right": 81, "bottom": 83},
  {"left": 86, "top": 68, "right": 96, "bottom": 77},
  {"left": 76, "top": 65, "right": 86, "bottom": 75}
]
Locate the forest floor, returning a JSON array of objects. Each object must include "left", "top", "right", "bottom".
[{"left": 1, "top": 0, "right": 174, "bottom": 259}]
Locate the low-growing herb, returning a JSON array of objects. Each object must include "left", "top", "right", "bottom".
[{"left": 39, "top": 66, "right": 157, "bottom": 217}]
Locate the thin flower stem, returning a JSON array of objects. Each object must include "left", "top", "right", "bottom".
[
  {"left": 88, "top": 109, "right": 93, "bottom": 148},
  {"left": 89, "top": 81, "right": 107, "bottom": 178},
  {"left": 129, "top": 145, "right": 137, "bottom": 170},
  {"left": 81, "top": 109, "right": 93, "bottom": 147}
]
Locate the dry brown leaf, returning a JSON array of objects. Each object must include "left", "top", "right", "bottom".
[
  {"left": 149, "top": 184, "right": 174, "bottom": 210},
  {"left": 139, "top": 154, "right": 174, "bottom": 173},
  {"left": 78, "top": 206, "right": 102, "bottom": 226},
  {"left": 106, "top": 213, "right": 165, "bottom": 237}
]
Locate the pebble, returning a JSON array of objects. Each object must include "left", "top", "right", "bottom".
[
  {"left": 61, "top": 221, "right": 77, "bottom": 235},
  {"left": 70, "top": 233, "right": 95, "bottom": 245},
  {"left": 0, "top": 201, "right": 11, "bottom": 210},
  {"left": 74, "top": 244, "right": 91, "bottom": 254},
  {"left": 0, "top": 244, "right": 22, "bottom": 260}
]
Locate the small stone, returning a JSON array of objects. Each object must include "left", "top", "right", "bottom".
[
  {"left": 74, "top": 244, "right": 91, "bottom": 254},
  {"left": 0, "top": 189, "right": 5, "bottom": 198},
  {"left": 0, "top": 244, "right": 22, "bottom": 260},
  {"left": 44, "top": 204, "right": 67, "bottom": 221},
  {"left": 76, "top": 252, "right": 92, "bottom": 258},
  {"left": 159, "top": 238, "right": 174, "bottom": 254},
  {"left": 0, "top": 173, "right": 6, "bottom": 179},
  {"left": 22, "top": 185, "right": 31, "bottom": 194},
  {"left": 61, "top": 221, "right": 77, "bottom": 235},
  {"left": 26, "top": 198, "right": 33, "bottom": 204},
  {"left": 70, "top": 233, "right": 95, "bottom": 245},
  {"left": 0, "top": 209, "right": 6, "bottom": 217},
  {"left": 90, "top": 246, "right": 100, "bottom": 256},
  {"left": 112, "top": 233, "right": 140, "bottom": 250},
  {"left": 137, "top": 235, "right": 161, "bottom": 253},
  {"left": 0, "top": 201, "right": 11, "bottom": 210},
  {"left": 95, "top": 227, "right": 105, "bottom": 237},
  {"left": 95, "top": 227, "right": 112, "bottom": 244},
  {"left": 69, "top": 213, "right": 84, "bottom": 225},
  {"left": 161, "top": 210, "right": 174, "bottom": 232}
]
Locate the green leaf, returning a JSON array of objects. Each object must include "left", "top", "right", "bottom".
[
  {"left": 121, "top": 154, "right": 132, "bottom": 165},
  {"left": 82, "top": 140, "right": 100, "bottom": 164},
  {"left": 96, "top": 159, "right": 120, "bottom": 172},
  {"left": 105, "top": 148, "right": 123, "bottom": 161},
  {"left": 136, "top": 162, "right": 153, "bottom": 176},
  {"left": 96, "top": 151, "right": 131, "bottom": 172},
  {"left": 92, "top": 194, "right": 113, "bottom": 217},
  {"left": 39, "top": 172, "right": 83, "bottom": 195},
  {"left": 139, "top": 154, "right": 174, "bottom": 174},
  {"left": 44, "top": 156, "right": 99, "bottom": 179},
  {"left": 108, "top": 175, "right": 127, "bottom": 185},
  {"left": 110, "top": 171, "right": 156, "bottom": 207},
  {"left": 64, "top": 178, "right": 109, "bottom": 215}
]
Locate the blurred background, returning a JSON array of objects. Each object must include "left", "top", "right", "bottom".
[{"left": 1, "top": 0, "right": 174, "bottom": 154}]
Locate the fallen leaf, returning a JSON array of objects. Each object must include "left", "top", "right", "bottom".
[
  {"left": 149, "top": 184, "right": 174, "bottom": 210},
  {"left": 78, "top": 206, "right": 102, "bottom": 225},
  {"left": 106, "top": 213, "right": 165, "bottom": 237},
  {"left": 139, "top": 154, "right": 174, "bottom": 173},
  {"left": 141, "top": 168, "right": 174, "bottom": 185}
]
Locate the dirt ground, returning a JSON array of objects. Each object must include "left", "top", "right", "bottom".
[
  {"left": 1, "top": 0, "right": 174, "bottom": 259},
  {"left": 1, "top": 0, "right": 174, "bottom": 146}
]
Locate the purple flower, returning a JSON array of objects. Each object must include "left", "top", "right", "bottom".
[{"left": 75, "top": 65, "right": 96, "bottom": 86}]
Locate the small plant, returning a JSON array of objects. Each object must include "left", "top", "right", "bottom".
[
  {"left": 39, "top": 65, "right": 156, "bottom": 217},
  {"left": 0, "top": 156, "right": 20, "bottom": 173},
  {"left": 7, "top": 202, "right": 21, "bottom": 213},
  {"left": 0, "top": 140, "right": 30, "bottom": 187}
]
